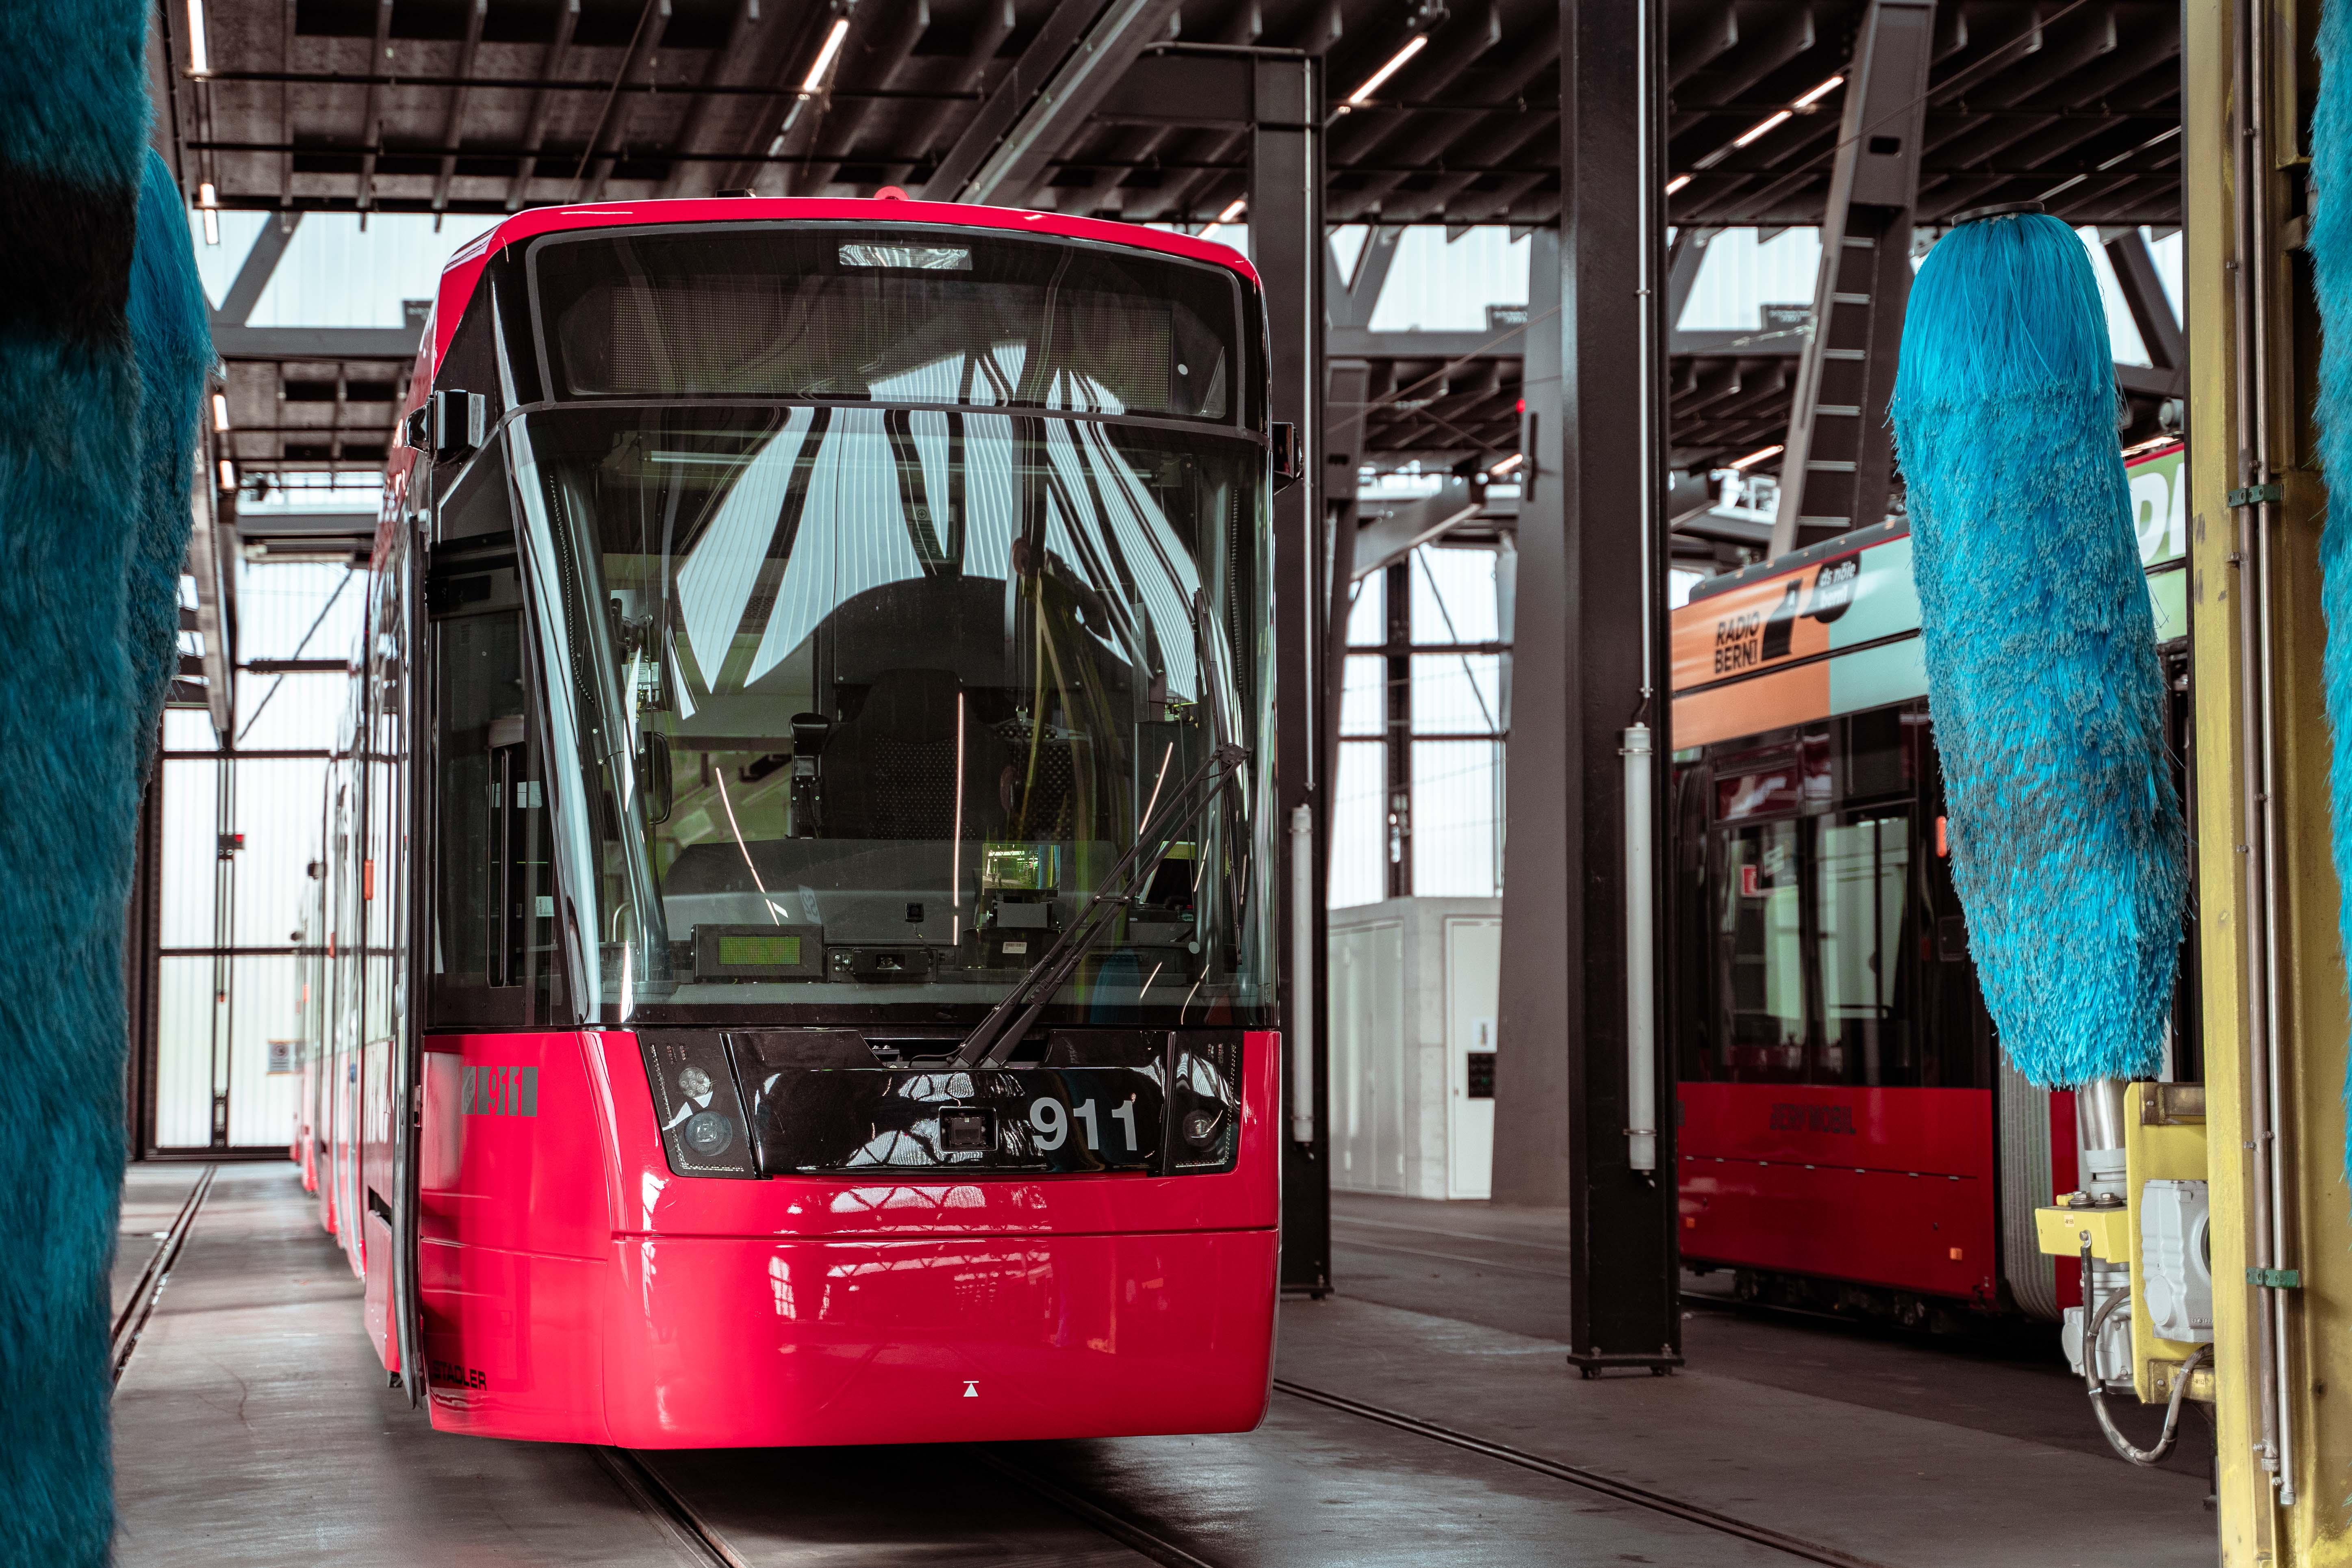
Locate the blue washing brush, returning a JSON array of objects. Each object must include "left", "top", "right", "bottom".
[
  {"left": 0, "top": 10, "right": 209, "bottom": 1564},
  {"left": 2305, "top": 0, "right": 2352, "bottom": 1164},
  {"left": 1889, "top": 206, "right": 2186, "bottom": 1089}
]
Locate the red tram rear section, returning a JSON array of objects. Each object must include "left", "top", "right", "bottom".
[
  {"left": 1668, "top": 442, "right": 2195, "bottom": 1328},
  {"left": 298, "top": 197, "right": 1285, "bottom": 1447}
]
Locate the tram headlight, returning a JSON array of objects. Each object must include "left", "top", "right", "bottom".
[
  {"left": 637, "top": 1034, "right": 758, "bottom": 1180},
  {"left": 1167, "top": 1035, "right": 1242, "bottom": 1173},
  {"left": 683, "top": 1110, "right": 736, "bottom": 1158}
]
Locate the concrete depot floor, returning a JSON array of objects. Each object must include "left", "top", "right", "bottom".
[{"left": 111, "top": 1165, "right": 2215, "bottom": 1567}]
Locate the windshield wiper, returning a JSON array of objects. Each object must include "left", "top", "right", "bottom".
[
  {"left": 950, "top": 741, "right": 1244, "bottom": 1068},
  {"left": 953, "top": 591, "right": 1245, "bottom": 1069}
]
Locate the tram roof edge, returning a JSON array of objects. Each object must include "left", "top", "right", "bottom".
[
  {"left": 417, "top": 197, "right": 1262, "bottom": 384},
  {"left": 1686, "top": 438, "right": 2187, "bottom": 606}
]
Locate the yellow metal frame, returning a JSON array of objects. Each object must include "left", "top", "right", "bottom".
[
  {"left": 2186, "top": 0, "right": 2344, "bottom": 1555},
  {"left": 2123, "top": 1084, "right": 2212, "bottom": 1402},
  {"left": 2032, "top": 1201, "right": 2129, "bottom": 1263},
  {"left": 2030, "top": 1084, "right": 2209, "bottom": 1402}
]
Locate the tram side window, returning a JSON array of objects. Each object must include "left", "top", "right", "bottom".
[
  {"left": 1697, "top": 705, "right": 1951, "bottom": 1085},
  {"left": 1718, "top": 821, "right": 1807, "bottom": 1084},
  {"left": 1672, "top": 763, "right": 1715, "bottom": 1082},
  {"left": 1841, "top": 707, "right": 1915, "bottom": 800},
  {"left": 430, "top": 580, "right": 562, "bottom": 1024},
  {"left": 1812, "top": 808, "right": 1918, "bottom": 1086}
]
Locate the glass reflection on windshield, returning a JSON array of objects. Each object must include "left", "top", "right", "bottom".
[{"left": 508, "top": 406, "right": 1270, "bottom": 1026}]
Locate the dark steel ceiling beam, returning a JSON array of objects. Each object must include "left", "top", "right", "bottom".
[
  {"left": 800, "top": 0, "right": 933, "bottom": 195},
  {"left": 2103, "top": 226, "right": 2184, "bottom": 371},
  {"left": 1664, "top": 225, "right": 1715, "bottom": 329},
  {"left": 214, "top": 326, "right": 421, "bottom": 359},
  {"left": 1380, "top": 118, "right": 1557, "bottom": 222},
  {"left": 506, "top": 0, "right": 583, "bottom": 211},
  {"left": 1961, "top": 3, "right": 2118, "bottom": 108},
  {"left": 1330, "top": 224, "right": 1402, "bottom": 329},
  {"left": 1922, "top": 35, "right": 2176, "bottom": 166},
  {"left": 891, "top": 0, "right": 1015, "bottom": 180},
  {"left": 756, "top": 3, "right": 872, "bottom": 195},
  {"left": 1350, "top": 479, "right": 1483, "bottom": 579},
  {"left": 1769, "top": 0, "right": 1934, "bottom": 555},
  {"left": 1688, "top": 4, "right": 1816, "bottom": 109},
  {"left": 198, "top": 68, "right": 973, "bottom": 99},
  {"left": 1330, "top": 11, "right": 1553, "bottom": 218},
  {"left": 1924, "top": 0, "right": 2104, "bottom": 106},
  {"left": 429, "top": 0, "right": 489, "bottom": 217},
  {"left": 1668, "top": 3, "right": 1738, "bottom": 90},
  {"left": 356, "top": 0, "right": 396, "bottom": 213},
  {"left": 571, "top": 0, "right": 672, "bottom": 202},
  {"left": 275, "top": 0, "right": 295, "bottom": 208},
  {"left": 925, "top": 0, "right": 1185, "bottom": 205},
  {"left": 211, "top": 212, "right": 302, "bottom": 327},
  {"left": 1050, "top": 1, "right": 1266, "bottom": 215},
  {"left": 1327, "top": 2, "right": 1500, "bottom": 165},
  {"left": 655, "top": 0, "right": 769, "bottom": 199}
]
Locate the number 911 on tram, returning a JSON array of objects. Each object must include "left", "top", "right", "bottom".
[{"left": 298, "top": 195, "right": 1287, "bottom": 1449}]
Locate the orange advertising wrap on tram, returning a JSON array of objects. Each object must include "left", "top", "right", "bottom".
[{"left": 1667, "top": 443, "right": 2189, "bottom": 1323}]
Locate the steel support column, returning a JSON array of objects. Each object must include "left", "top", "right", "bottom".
[
  {"left": 1382, "top": 559, "right": 1411, "bottom": 899},
  {"left": 1248, "top": 51, "right": 1330, "bottom": 1297},
  {"left": 1768, "top": 0, "right": 1934, "bottom": 557},
  {"left": 1491, "top": 0, "right": 1677, "bottom": 1373},
  {"left": 2103, "top": 225, "right": 2187, "bottom": 390},
  {"left": 1324, "top": 358, "right": 1371, "bottom": 793},
  {"left": 126, "top": 758, "right": 164, "bottom": 1158},
  {"left": 212, "top": 211, "right": 302, "bottom": 329}
]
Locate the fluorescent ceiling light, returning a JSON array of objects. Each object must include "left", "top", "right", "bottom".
[
  {"left": 1665, "top": 174, "right": 1691, "bottom": 195},
  {"left": 1697, "top": 77, "right": 1847, "bottom": 172},
  {"left": 802, "top": 17, "right": 850, "bottom": 92},
  {"left": 1728, "top": 444, "right": 1784, "bottom": 471},
  {"left": 1347, "top": 35, "right": 1428, "bottom": 106},
  {"left": 186, "top": 0, "right": 210, "bottom": 74},
  {"left": 211, "top": 393, "right": 229, "bottom": 432},
  {"left": 1488, "top": 453, "right": 1524, "bottom": 476},
  {"left": 217, "top": 458, "right": 236, "bottom": 491},
  {"left": 197, "top": 182, "right": 219, "bottom": 245},
  {"left": 1200, "top": 198, "right": 1247, "bottom": 241}
]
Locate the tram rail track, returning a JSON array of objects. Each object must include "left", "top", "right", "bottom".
[
  {"left": 601, "top": 1440, "right": 1215, "bottom": 1568},
  {"left": 584, "top": 1205, "right": 1894, "bottom": 1568},
  {"left": 972, "top": 1448, "right": 1220, "bottom": 1568},
  {"left": 110, "top": 1163, "right": 217, "bottom": 1389},
  {"left": 601, "top": 1381, "right": 1891, "bottom": 1568},
  {"left": 1270, "top": 1379, "right": 1894, "bottom": 1568},
  {"left": 595, "top": 1448, "right": 754, "bottom": 1568}
]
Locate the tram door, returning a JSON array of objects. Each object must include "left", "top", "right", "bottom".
[{"left": 1445, "top": 915, "right": 1500, "bottom": 1198}]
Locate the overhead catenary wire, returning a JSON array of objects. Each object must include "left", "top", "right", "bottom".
[{"left": 234, "top": 564, "right": 357, "bottom": 743}]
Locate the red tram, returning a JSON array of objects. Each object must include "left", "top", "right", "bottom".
[
  {"left": 1668, "top": 443, "right": 2194, "bottom": 1326},
  {"left": 297, "top": 196, "right": 1284, "bottom": 1446}
]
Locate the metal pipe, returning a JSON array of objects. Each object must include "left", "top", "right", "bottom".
[
  {"left": 1289, "top": 802, "right": 1316, "bottom": 1144},
  {"left": 1623, "top": 724, "right": 1657, "bottom": 1173},
  {"left": 2074, "top": 1078, "right": 2129, "bottom": 1200},
  {"left": 2243, "top": 0, "right": 2298, "bottom": 1507},
  {"left": 2228, "top": 0, "right": 2288, "bottom": 1494}
]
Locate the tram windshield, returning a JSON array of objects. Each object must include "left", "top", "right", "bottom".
[
  {"left": 495, "top": 403, "right": 1273, "bottom": 1025},
  {"left": 528, "top": 223, "right": 1242, "bottom": 423}
]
